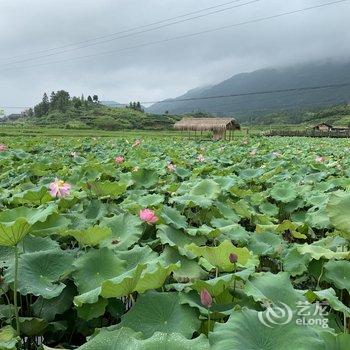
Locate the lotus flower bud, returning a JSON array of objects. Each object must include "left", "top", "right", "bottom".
[
  {"left": 229, "top": 253, "right": 238, "bottom": 264},
  {"left": 200, "top": 289, "right": 212, "bottom": 308}
]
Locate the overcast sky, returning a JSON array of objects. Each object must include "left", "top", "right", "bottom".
[{"left": 1, "top": 0, "right": 350, "bottom": 114}]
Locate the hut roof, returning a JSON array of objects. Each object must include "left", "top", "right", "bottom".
[
  {"left": 174, "top": 117, "right": 240, "bottom": 131},
  {"left": 313, "top": 122, "right": 333, "bottom": 129}
]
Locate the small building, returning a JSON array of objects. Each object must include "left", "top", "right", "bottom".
[
  {"left": 312, "top": 123, "right": 333, "bottom": 132},
  {"left": 174, "top": 117, "right": 240, "bottom": 140}
]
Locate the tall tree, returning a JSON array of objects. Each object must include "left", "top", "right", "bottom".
[
  {"left": 87, "top": 95, "right": 93, "bottom": 103},
  {"left": 93, "top": 95, "right": 99, "bottom": 103},
  {"left": 42, "top": 93, "right": 49, "bottom": 114},
  {"left": 50, "top": 90, "right": 70, "bottom": 112},
  {"left": 50, "top": 91, "right": 56, "bottom": 110},
  {"left": 72, "top": 97, "right": 82, "bottom": 108}
]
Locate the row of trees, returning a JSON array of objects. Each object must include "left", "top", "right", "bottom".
[
  {"left": 127, "top": 102, "right": 143, "bottom": 112},
  {"left": 33, "top": 91, "right": 99, "bottom": 117}
]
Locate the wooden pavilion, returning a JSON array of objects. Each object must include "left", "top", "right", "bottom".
[{"left": 174, "top": 117, "right": 240, "bottom": 140}]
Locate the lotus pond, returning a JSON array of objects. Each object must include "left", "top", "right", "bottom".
[{"left": 0, "top": 135, "right": 349, "bottom": 349}]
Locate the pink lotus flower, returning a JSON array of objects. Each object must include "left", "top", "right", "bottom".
[
  {"left": 0, "top": 144, "right": 7, "bottom": 152},
  {"left": 197, "top": 154, "right": 205, "bottom": 162},
  {"left": 315, "top": 156, "right": 325, "bottom": 163},
  {"left": 49, "top": 179, "right": 71, "bottom": 198},
  {"left": 200, "top": 289, "right": 212, "bottom": 308},
  {"left": 133, "top": 139, "right": 141, "bottom": 147},
  {"left": 115, "top": 156, "right": 125, "bottom": 164},
  {"left": 167, "top": 163, "right": 176, "bottom": 172},
  {"left": 139, "top": 209, "right": 158, "bottom": 224}
]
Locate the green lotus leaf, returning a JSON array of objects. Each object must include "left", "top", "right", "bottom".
[
  {"left": 209, "top": 308, "right": 325, "bottom": 350},
  {"left": 29, "top": 213, "right": 70, "bottom": 237},
  {"left": 19, "top": 317, "right": 48, "bottom": 336},
  {"left": 185, "top": 240, "right": 258, "bottom": 272},
  {"left": 187, "top": 225, "right": 220, "bottom": 238},
  {"left": 327, "top": 192, "right": 350, "bottom": 235},
  {"left": 100, "top": 264, "right": 146, "bottom": 299},
  {"left": 174, "top": 167, "right": 191, "bottom": 179},
  {"left": 259, "top": 202, "right": 279, "bottom": 216},
  {"left": 210, "top": 219, "right": 250, "bottom": 245},
  {"left": 0, "top": 205, "right": 56, "bottom": 246},
  {"left": 212, "top": 176, "right": 240, "bottom": 192},
  {"left": 0, "top": 326, "right": 19, "bottom": 350},
  {"left": 0, "top": 305, "right": 16, "bottom": 320},
  {"left": 305, "top": 288, "right": 350, "bottom": 316},
  {"left": 305, "top": 206, "right": 331, "bottom": 230},
  {"left": 189, "top": 179, "right": 220, "bottom": 199},
  {"left": 121, "top": 291, "right": 200, "bottom": 338},
  {"left": 324, "top": 260, "right": 350, "bottom": 291},
  {"left": 70, "top": 225, "right": 112, "bottom": 246},
  {"left": 321, "top": 332, "right": 350, "bottom": 350},
  {"left": 160, "top": 206, "right": 188, "bottom": 230},
  {"left": 0, "top": 246, "right": 14, "bottom": 268},
  {"left": 231, "top": 199, "right": 253, "bottom": 219},
  {"left": 77, "top": 297, "right": 108, "bottom": 321},
  {"left": 32, "top": 283, "right": 76, "bottom": 321},
  {"left": 138, "top": 193, "right": 165, "bottom": 207},
  {"left": 84, "top": 199, "right": 109, "bottom": 221},
  {"left": 214, "top": 202, "right": 240, "bottom": 222},
  {"left": 78, "top": 327, "right": 209, "bottom": 350},
  {"left": 116, "top": 245, "right": 159, "bottom": 270},
  {"left": 89, "top": 181, "right": 127, "bottom": 197},
  {"left": 100, "top": 213, "right": 143, "bottom": 250},
  {"left": 170, "top": 194, "right": 213, "bottom": 209},
  {"left": 270, "top": 183, "right": 298, "bottom": 203},
  {"left": 240, "top": 168, "right": 265, "bottom": 181},
  {"left": 297, "top": 244, "right": 350, "bottom": 260},
  {"left": 132, "top": 169, "right": 158, "bottom": 189},
  {"left": 20, "top": 235, "right": 59, "bottom": 253},
  {"left": 157, "top": 225, "right": 206, "bottom": 257},
  {"left": 255, "top": 223, "right": 277, "bottom": 233},
  {"left": 135, "top": 261, "right": 180, "bottom": 293},
  {"left": 72, "top": 247, "right": 126, "bottom": 306},
  {"left": 313, "top": 235, "right": 348, "bottom": 250},
  {"left": 4, "top": 248, "right": 74, "bottom": 298},
  {"left": 282, "top": 246, "right": 312, "bottom": 276},
  {"left": 245, "top": 272, "right": 306, "bottom": 306},
  {"left": 11, "top": 186, "right": 53, "bottom": 205},
  {"left": 248, "top": 231, "right": 283, "bottom": 256},
  {"left": 162, "top": 246, "right": 208, "bottom": 282},
  {"left": 190, "top": 274, "right": 235, "bottom": 297}
]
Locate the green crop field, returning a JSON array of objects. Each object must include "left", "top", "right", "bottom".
[{"left": 0, "top": 134, "right": 349, "bottom": 349}]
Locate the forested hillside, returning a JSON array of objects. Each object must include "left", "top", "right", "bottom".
[{"left": 147, "top": 61, "right": 350, "bottom": 120}]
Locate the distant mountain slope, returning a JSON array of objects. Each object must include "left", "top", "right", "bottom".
[
  {"left": 100, "top": 101, "right": 127, "bottom": 108},
  {"left": 147, "top": 61, "right": 350, "bottom": 121}
]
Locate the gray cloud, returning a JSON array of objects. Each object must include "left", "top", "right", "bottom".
[{"left": 1, "top": 0, "right": 350, "bottom": 115}]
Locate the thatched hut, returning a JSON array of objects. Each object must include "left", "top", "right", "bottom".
[
  {"left": 312, "top": 123, "right": 333, "bottom": 132},
  {"left": 174, "top": 117, "right": 240, "bottom": 140}
]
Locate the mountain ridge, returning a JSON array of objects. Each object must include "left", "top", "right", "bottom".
[{"left": 146, "top": 61, "right": 350, "bottom": 120}]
